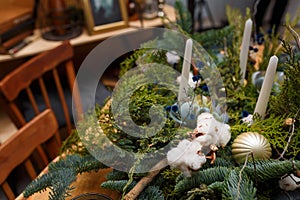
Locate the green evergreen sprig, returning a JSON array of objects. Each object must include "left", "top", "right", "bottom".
[
  {"left": 22, "top": 3, "right": 300, "bottom": 200},
  {"left": 174, "top": 0, "right": 192, "bottom": 34},
  {"left": 270, "top": 40, "right": 300, "bottom": 121},
  {"left": 23, "top": 154, "right": 107, "bottom": 199},
  {"left": 137, "top": 186, "right": 164, "bottom": 200},
  {"left": 101, "top": 180, "right": 137, "bottom": 193},
  {"left": 245, "top": 160, "right": 300, "bottom": 181},
  {"left": 223, "top": 168, "right": 257, "bottom": 199},
  {"left": 174, "top": 167, "right": 230, "bottom": 193}
]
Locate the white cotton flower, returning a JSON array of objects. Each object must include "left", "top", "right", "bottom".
[
  {"left": 177, "top": 139, "right": 191, "bottom": 150},
  {"left": 194, "top": 113, "right": 231, "bottom": 148},
  {"left": 185, "top": 154, "right": 206, "bottom": 171},
  {"left": 279, "top": 174, "right": 300, "bottom": 191},
  {"left": 167, "top": 139, "right": 206, "bottom": 177},
  {"left": 166, "top": 51, "right": 180, "bottom": 65},
  {"left": 195, "top": 134, "right": 213, "bottom": 147},
  {"left": 217, "top": 124, "right": 231, "bottom": 147},
  {"left": 242, "top": 114, "right": 254, "bottom": 125},
  {"left": 197, "top": 112, "right": 214, "bottom": 122},
  {"left": 167, "top": 147, "right": 184, "bottom": 167}
]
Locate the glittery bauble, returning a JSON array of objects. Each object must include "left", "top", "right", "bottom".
[{"left": 232, "top": 132, "right": 272, "bottom": 163}]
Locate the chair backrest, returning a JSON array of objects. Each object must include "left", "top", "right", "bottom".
[
  {"left": 0, "top": 41, "right": 83, "bottom": 139},
  {"left": 0, "top": 109, "right": 60, "bottom": 200}
]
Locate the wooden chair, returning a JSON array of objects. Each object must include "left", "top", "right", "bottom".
[
  {"left": 0, "top": 109, "right": 60, "bottom": 200},
  {"left": 0, "top": 41, "right": 83, "bottom": 140}
]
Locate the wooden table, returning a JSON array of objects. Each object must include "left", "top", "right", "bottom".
[
  {"left": 0, "top": 5, "right": 176, "bottom": 63},
  {"left": 16, "top": 157, "right": 121, "bottom": 200}
]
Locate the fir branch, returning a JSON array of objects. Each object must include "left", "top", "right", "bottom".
[
  {"left": 208, "top": 181, "right": 224, "bottom": 192},
  {"left": 174, "top": 167, "right": 230, "bottom": 193},
  {"left": 138, "top": 186, "right": 164, "bottom": 200},
  {"left": 201, "top": 156, "right": 235, "bottom": 170},
  {"left": 101, "top": 180, "right": 137, "bottom": 193},
  {"left": 174, "top": 0, "right": 192, "bottom": 34},
  {"left": 106, "top": 169, "right": 128, "bottom": 181},
  {"left": 222, "top": 168, "right": 257, "bottom": 200},
  {"left": 237, "top": 153, "right": 253, "bottom": 199},
  {"left": 48, "top": 154, "right": 106, "bottom": 174},
  {"left": 24, "top": 169, "right": 76, "bottom": 200},
  {"left": 48, "top": 169, "right": 76, "bottom": 200},
  {"left": 193, "top": 26, "right": 235, "bottom": 52},
  {"left": 186, "top": 184, "right": 216, "bottom": 200},
  {"left": 245, "top": 160, "right": 300, "bottom": 181},
  {"left": 23, "top": 154, "right": 107, "bottom": 199}
]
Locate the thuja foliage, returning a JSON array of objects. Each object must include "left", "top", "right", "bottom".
[
  {"left": 231, "top": 114, "right": 300, "bottom": 158},
  {"left": 270, "top": 40, "right": 300, "bottom": 121},
  {"left": 23, "top": 2, "right": 300, "bottom": 200}
]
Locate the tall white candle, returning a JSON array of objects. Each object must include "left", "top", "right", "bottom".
[
  {"left": 254, "top": 55, "right": 278, "bottom": 118},
  {"left": 178, "top": 39, "right": 193, "bottom": 104},
  {"left": 240, "top": 18, "right": 253, "bottom": 85}
]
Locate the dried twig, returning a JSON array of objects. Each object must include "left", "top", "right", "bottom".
[
  {"left": 123, "top": 159, "right": 168, "bottom": 200},
  {"left": 277, "top": 108, "right": 300, "bottom": 159},
  {"left": 237, "top": 153, "right": 251, "bottom": 200},
  {"left": 287, "top": 25, "right": 300, "bottom": 50}
]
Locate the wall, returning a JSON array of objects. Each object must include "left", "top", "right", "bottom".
[{"left": 166, "top": 0, "right": 300, "bottom": 27}]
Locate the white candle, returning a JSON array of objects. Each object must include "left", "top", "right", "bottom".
[
  {"left": 240, "top": 18, "right": 253, "bottom": 85},
  {"left": 178, "top": 39, "right": 193, "bottom": 104},
  {"left": 254, "top": 55, "right": 278, "bottom": 118}
]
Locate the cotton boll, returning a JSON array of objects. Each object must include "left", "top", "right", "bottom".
[
  {"left": 217, "top": 124, "right": 231, "bottom": 147},
  {"left": 185, "top": 153, "right": 207, "bottom": 171},
  {"left": 211, "top": 120, "right": 231, "bottom": 147},
  {"left": 242, "top": 114, "right": 254, "bottom": 125},
  {"left": 195, "top": 120, "right": 211, "bottom": 134},
  {"left": 177, "top": 139, "right": 191, "bottom": 151},
  {"left": 197, "top": 112, "right": 214, "bottom": 122},
  {"left": 167, "top": 147, "right": 185, "bottom": 167},
  {"left": 194, "top": 112, "right": 231, "bottom": 148},
  {"left": 186, "top": 140, "right": 202, "bottom": 153},
  {"left": 167, "top": 147, "right": 194, "bottom": 177},
  {"left": 177, "top": 139, "right": 202, "bottom": 153},
  {"left": 166, "top": 51, "right": 180, "bottom": 65},
  {"left": 279, "top": 174, "right": 300, "bottom": 191},
  {"left": 195, "top": 134, "right": 213, "bottom": 147},
  {"left": 167, "top": 140, "right": 206, "bottom": 177},
  {"left": 194, "top": 114, "right": 214, "bottom": 135},
  {"left": 167, "top": 148, "right": 192, "bottom": 177}
]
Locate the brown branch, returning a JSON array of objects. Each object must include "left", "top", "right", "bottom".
[
  {"left": 123, "top": 159, "right": 168, "bottom": 200},
  {"left": 277, "top": 109, "right": 300, "bottom": 160},
  {"left": 287, "top": 25, "right": 300, "bottom": 50}
]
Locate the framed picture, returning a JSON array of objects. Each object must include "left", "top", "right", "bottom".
[{"left": 82, "top": 0, "right": 128, "bottom": 35}]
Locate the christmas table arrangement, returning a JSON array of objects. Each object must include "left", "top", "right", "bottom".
[{"left": 24, "top": 1, "right": 300, "bottom": 199}]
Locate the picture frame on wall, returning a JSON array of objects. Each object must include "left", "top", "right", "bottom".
[{"left": 82, "top": 0, "right": 128, "bottom": 35}]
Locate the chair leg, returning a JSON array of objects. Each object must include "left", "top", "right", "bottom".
[
  {"left": 2, "top": 181, "right": 15, "bottom": 200},
  {"left": 24, "top": 159, "right": 37, "bottom": 180},
  {"left": 45, "top": 134, "right": 61, "bottom": 159}
]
